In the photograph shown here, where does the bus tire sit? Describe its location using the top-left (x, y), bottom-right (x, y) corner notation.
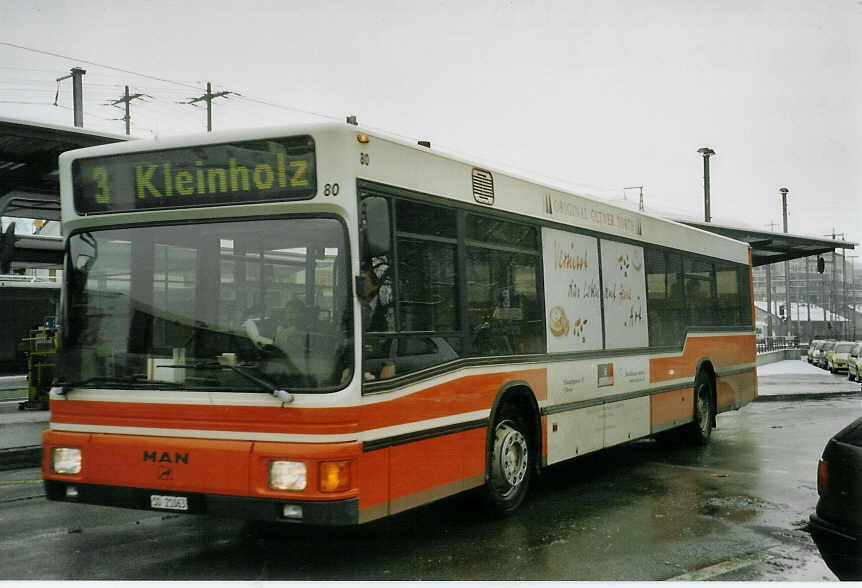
top-left (687, 371), bottom-right (714, 445)
top-left (485, 409), bottom-right (531, 515)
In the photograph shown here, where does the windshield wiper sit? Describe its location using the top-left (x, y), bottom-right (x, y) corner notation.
top-left (55, 375), bottom-right (149, 395)
top-left (159, 361), bottom-right (295, 404)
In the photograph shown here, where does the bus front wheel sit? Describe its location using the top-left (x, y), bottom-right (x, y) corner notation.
top-left (485, 412), bottom-right (531, 514)
top-left (687, 372), bottom-right (714, 445)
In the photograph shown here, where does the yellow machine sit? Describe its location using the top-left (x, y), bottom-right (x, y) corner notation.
top-left (18, 322), bottom-right (57, 410)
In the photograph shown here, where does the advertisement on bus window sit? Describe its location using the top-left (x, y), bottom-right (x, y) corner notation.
top-left (600, 240), bottom-right (649, 349)
top-left (541, 227), bottom-right (602, 353)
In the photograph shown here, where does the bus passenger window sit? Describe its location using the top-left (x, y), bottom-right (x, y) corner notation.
top-left (466, 214), bottom-right (542, 357)
top-left (645, 248), bottom-right (685, 347)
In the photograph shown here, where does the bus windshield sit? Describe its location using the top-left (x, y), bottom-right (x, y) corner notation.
top-left (61, 217), bottom-right (352, 393)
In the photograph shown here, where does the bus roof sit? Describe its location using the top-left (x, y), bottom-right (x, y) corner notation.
top-left (58, 121), bottom-right (752, 263)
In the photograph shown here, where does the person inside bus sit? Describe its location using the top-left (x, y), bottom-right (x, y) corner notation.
top-left (241, 303), bottom-right (274, 347)
top-left (359, 265), bottom-right (392, 333)
top-left (359, 264), bottom-right (396, 380)
top-left (272, 298), bottom-right (313, 354)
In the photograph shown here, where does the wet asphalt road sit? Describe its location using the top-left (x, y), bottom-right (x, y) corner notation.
top-left (1, 366), bottom-right (859, 580)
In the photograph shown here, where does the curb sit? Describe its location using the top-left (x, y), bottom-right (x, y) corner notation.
top-left (754, 391), bottom-right (860, 402)
top-left (0, 446), bottom-right (41, 471)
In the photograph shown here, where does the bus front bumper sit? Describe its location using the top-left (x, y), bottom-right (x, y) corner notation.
top-left (44, 480), bottom-right (359, 526)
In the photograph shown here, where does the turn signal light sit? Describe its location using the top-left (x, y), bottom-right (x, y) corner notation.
top-left (817, 459), bottom-right (828, 496)
top-left (319, 461), bottom-right (350, 493)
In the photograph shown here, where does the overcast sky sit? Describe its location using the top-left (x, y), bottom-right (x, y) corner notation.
top-left (1, 0), bottom-right (860, 242)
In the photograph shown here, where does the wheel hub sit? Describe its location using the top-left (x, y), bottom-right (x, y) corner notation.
top-left (492, 421), bottom-right (528, 493)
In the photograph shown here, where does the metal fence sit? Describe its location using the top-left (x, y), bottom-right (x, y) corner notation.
top-left (756, 336), bottom-right (800, 354)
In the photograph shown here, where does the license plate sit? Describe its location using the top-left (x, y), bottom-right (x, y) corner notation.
top-left (150, 495), bottom-right (188, 511)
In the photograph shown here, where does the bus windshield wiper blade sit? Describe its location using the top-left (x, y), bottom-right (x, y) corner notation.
top-left (56, 375), bottom-right (144, 395)
top-left (158, 361), bottom-right (295, 403)
top-left (228, 364), bottom-right (295, 404)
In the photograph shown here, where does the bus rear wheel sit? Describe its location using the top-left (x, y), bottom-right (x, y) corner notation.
top-left (485, 413), bottom-right (531, 514)
top-left (687, 372), bottom-right (714, 445)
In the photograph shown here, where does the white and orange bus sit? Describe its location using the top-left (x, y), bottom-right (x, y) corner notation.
top-left (43, 122), bottom-right (756, 524)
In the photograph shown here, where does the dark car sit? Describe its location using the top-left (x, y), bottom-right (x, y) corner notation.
top-left (810, 416), bottom-right (862, 579)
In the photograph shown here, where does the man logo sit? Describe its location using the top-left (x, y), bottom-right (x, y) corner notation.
top-left (143, 451), bottom-right (189, 465)
top-left (158, 466), bottom-right (173, 480)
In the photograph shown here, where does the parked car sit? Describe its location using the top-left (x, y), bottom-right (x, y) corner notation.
top-left (808, 339), bottom-right (823, 364)
top-left (828, 341), bottom-right (856, 373)
top-left (819, 340), bottom-right (837, 369)
top-left (811, 340), bottom-right (827, 366)
top-left (810, 416), bottom-right (862, 580)
top-left (849, 343), bottom-right (862, 382)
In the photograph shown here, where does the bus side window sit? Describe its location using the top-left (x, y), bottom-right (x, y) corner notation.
top-left (465, 215), bottom-right (541, 357)
top-left (645, 248), bottom-right (685, 347)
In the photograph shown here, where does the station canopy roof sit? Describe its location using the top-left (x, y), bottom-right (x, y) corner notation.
top-left (0, 117), bottom-right (127, 270)
top-left (676, 219), bottom-right (856, 267)
top-left (0, 116), bottom-right (127, 221)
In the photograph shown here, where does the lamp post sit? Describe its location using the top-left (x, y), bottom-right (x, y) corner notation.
top-left (697, 148), bottom-right (715, 222)
top-left (780, 187), bottom-right (792, 338)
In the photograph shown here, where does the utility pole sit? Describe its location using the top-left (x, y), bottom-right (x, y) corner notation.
top-left (624, 186), bottom-right (644, 211)
top-left (55, 67), bottom-right (86, 127)
top-left (850, 255), bottom-right (858, 340)
top-left (109, 86), bottom-right (148, 136)
top-left (806, 256), bottom-right (811, 339)
top-left (843, 248), bottom-right (847, 339)
top-left (766, 264), bottom-right (773, 337)
top-left (697, 148), bottom-right (715, 222)
top-left (827, 231), bottom-right (847, 338)
top-left (184, 82), bottom-right (235, 132)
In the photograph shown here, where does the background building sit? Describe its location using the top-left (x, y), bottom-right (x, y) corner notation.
top-left (753, 250), bottom-right (861, 342)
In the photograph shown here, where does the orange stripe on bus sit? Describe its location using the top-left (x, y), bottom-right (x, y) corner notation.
top-left (358, 426), bottom-right (487, 515)
top-left (650, 334), bottom-right (755, 383)
top-left (50, 400), bottom-right (360, 435)
top-left (360, 368), bottom-right (547, 431)
top-left (650, 388), bottom-right (694, 428)
top-left (715, 370), bottom-right (757, 411)
top-left (50, 368), bottom-right (547, 436)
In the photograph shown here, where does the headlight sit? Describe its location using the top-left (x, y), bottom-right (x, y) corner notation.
top-left (269, 461), bottom-right (307, 491)
top-left (51, 447), bottom-right (82, 474)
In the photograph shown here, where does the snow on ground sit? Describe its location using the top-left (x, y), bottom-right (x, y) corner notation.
top-left (757, 358), bottom-right (824, 376)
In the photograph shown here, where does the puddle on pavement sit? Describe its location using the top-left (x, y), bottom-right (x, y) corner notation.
top-left (699, 495), bottom-right (769, 523)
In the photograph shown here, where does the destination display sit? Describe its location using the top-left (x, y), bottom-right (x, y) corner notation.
top-left (73, 135), bottom-right (316, 213)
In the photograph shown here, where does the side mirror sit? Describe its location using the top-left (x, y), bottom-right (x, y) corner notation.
top-left (361, 196), bottom-right (391, 257)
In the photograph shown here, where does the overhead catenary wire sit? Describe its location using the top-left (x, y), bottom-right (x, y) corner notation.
top-left (0, 42), bottom-right (669, 210)
top-left (0, 41), bottom-right (203, 90)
